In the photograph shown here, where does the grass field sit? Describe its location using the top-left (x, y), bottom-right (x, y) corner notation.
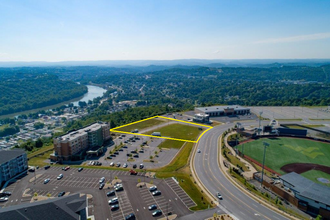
top-left (115, 118), bottom-right (166, 132)
top-left (300, 170), bottom-right (330, 186)
top-left (237, 137), bottom-right (330, 175)
top-left (145, 123), bottom-right (204, 141)
top-left (285, 125), bottom-right (324, 129)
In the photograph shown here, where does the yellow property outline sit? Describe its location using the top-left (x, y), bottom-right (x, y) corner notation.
top-left (110, 115), bottom-right (213, 143)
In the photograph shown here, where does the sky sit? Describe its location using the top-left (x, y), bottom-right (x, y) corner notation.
top-left (0, 0), bottom-right (330, 61)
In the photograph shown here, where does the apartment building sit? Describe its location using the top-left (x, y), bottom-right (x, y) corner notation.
top-left (0, 149), bottom-right (28, 185)
top-left (51, 122), bottom-right (110, 161)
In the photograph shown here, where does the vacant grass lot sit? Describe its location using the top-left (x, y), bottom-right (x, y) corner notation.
top-left (237, 137), bottom-right (330, 175)
top-left (146, 123), bottom-right (204, 141)
top-left (301, 170), bottom-right (330, 186)
top-left (115, 118), bottom-right (166, 132)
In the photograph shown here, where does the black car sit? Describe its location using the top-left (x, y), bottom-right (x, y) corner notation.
top-left (107, 156), bottom-right (113, 159)
top-left (0, 191), bottom-right (11, 197)
top-left (99, 183), bottom-right (105, 190)
top-left (123, 145), bottom-right (128, 148)
top-left (114, 151), bottom-right (119, 155)
top-left (132, 164), bottom-right (137, 168)
top-left (133, 154), bottom-right (139, 158)
top-left (111, 154), bottom-right (116, 157)
top-left (107, 191), bottom-right (115, 197)
top-left (44, 165), bottom-right (50, 170)
top-left (125, 213), bottom-right (135, 220)
top-left (130, 150), bottom-right (137, 153)
top-left (78, 167), bottom-right (83, 172)
top-left (119, 148), bottom-right (123, 151)
top-left (58, 191), bottom-right (65, 197)
top-left (139, 150), bottom-right (144, 153)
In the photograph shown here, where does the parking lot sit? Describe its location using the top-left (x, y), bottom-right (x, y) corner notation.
top-left (97, 133), bottom-right (180, 169)
top-left (165, 178), bottom-right (196, 208)
top-left (1, 166), bottom-right (194, 219)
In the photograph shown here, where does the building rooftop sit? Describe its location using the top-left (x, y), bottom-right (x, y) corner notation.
top-left (196, 105), bottom-right (249, 113)
top-left (56, 122), bottom-right (109, 142)
top-left (280, 172), bottom-right (330, 206)
top-left (0, 149), bottom-right (26, 165)
top-left (0, 193), bottom-right (86, 220)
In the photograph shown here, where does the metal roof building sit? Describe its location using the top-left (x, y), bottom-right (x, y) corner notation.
top-left (195, 105), bottom-right (250, 117)
top-left (280, 172), bottom-right (330, 216)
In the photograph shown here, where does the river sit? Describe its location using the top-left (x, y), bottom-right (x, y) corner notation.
top-left (72, 85), bottom-right (107, 106)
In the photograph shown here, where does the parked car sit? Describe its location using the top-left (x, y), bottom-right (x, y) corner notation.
top-left (152, 210), bottom-right (162, 216)
top-left (129, 170), bottom-right (137, 175)
top-left (148, 204), bottom-right (157, 210)
top-left (0, 197), bottom-right (8, 202)
top-left (123, 145), bottom-right (128, 148)
top-left (78, 167), bottom-right (83, 172)
top-left (99, 183), bottom-right (105, 190)
top-left (58, 191), bottom-right (65, 197)
top-left (133, 154), bottom-right (139, 158)
top-left (132, 164), bottom-right (137, 168)
top-left (99, 177), bottom-right (105, 183)
top-left (64, 166), bottom-right (70, 171)
top-left (110, 162), bottom-right (114, 166)
top-left (139, 164), bottom-right (144, 169)
top-left (114, 151), bottom-right (119, 155)
top-left (116, 162), bottom-right (121, 167)
top-left (125, 213), bottom-right (135, 220)
top-left (44, 165), bottom-right (50, 170)
top-left (217, 192), bottom-right (222, 200)
top-left (44, 178), bottom-right (50, 184)
top-left (1, 192), bottom-right (11, 196)
top-left (152, 190), bottom-right (161, 196)
top-left (107, 156), bottom-right (113, 159)
top-left (115, 186), bottom-right (123, 191)
top-left (139, 150), bottom-right (144, 153)
top-left (57, 174), bottom-right (63, 180)
top-left (111, 204), bottom-right (119, 211)
top-left (62, 166), bottom-right (66, 170)
top-left (109, 197), bottom-right (118, 205)
top-left (107, 191), bottom-right (115, 197)
top-left (149, 186), bottom-right (157, 192)
top-left (123, 163), bottom-right (128, 168)
top-left (130, 150), bottom-right (137, 153)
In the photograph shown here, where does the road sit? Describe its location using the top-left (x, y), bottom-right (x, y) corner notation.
top-left (194, 123), bottom-right (288, 220)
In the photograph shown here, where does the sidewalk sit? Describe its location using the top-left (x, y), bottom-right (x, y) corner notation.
top-left (223, 132), bottom-right (257, 179)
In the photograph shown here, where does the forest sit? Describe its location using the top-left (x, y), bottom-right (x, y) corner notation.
top-left (0, 73), bottom-right (87, 116)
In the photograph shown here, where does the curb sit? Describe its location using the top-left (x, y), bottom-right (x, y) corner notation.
top-left (218, 133), bottom-right (300, 220)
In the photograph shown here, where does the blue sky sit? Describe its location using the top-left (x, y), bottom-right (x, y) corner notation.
top-left (0, 0), bottom-right (329, 61)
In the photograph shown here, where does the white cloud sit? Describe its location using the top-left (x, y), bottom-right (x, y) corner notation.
top-left (0, 52), bottom-right (8, 57)
top-left (254, 32), bottom-right (330, 44)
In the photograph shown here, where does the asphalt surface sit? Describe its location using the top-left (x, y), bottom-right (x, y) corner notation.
top-left (194, 122), bottom-right (288, 220)
top-left (1, 167), bottom-right (192, 220)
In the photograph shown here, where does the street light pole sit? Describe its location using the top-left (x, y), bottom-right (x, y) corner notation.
top-left (261, 142), bottom-right (269, 187)
top-left (259, 111), bottom-right (263, 136)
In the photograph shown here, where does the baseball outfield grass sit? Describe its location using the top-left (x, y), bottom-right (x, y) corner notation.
top-left (237, 137), bottom-right (330, 175)
top-left (300, 170), bottom-right (330, 186)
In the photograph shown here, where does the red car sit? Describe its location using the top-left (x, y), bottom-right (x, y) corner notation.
top-left (129, 170), bottom-right (137, 175)
top-left (64, 166), bottom-right (70, 171)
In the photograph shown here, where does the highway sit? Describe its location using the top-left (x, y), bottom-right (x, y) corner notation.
top-left (193, 123), bottom-right (288, 220)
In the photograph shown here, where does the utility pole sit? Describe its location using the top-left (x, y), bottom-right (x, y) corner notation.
top-left (261, 142), bottom-right (269, 187)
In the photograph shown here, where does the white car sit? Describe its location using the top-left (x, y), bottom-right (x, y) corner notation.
top-left (57, 174), bottom-right (63, 180)
top-left (123, 163), bottom-right (128, 168)
top-left (0, 197), bottom-right (8, 202)
top-left (197, 149), bottom-right (201, 153)
top-left (217, 192), bottom-right (222, 200)
top-left (110, 162), bottom-right (114, 166)
top-left (99, 177), bottom-right (105, 183)
top-left (44, 178), bottom-right (50, 184)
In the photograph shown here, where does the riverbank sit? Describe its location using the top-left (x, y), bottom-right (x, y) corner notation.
top-left (0, 85), bottom-right (106, 119)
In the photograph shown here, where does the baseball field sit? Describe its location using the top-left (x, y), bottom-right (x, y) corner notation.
top-left (237, 137), bottom-right (330, 185)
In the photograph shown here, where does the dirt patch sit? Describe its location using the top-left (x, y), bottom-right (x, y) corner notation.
top-left (280, 163), bottom-right (330, 175)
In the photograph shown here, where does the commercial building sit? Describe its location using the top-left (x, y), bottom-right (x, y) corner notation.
top-left (0, 194), bottom-right (87, 220)
top-left (51, 122), bottom-right (110, 161)
top-left (280, 172), bottom-right (330, 217)
top-left (195, 105), bottom-right (250, 117)
top-left (193, 113), bottom-right (209, 123)
top-left (0, 149), bottom-right (28, 186)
